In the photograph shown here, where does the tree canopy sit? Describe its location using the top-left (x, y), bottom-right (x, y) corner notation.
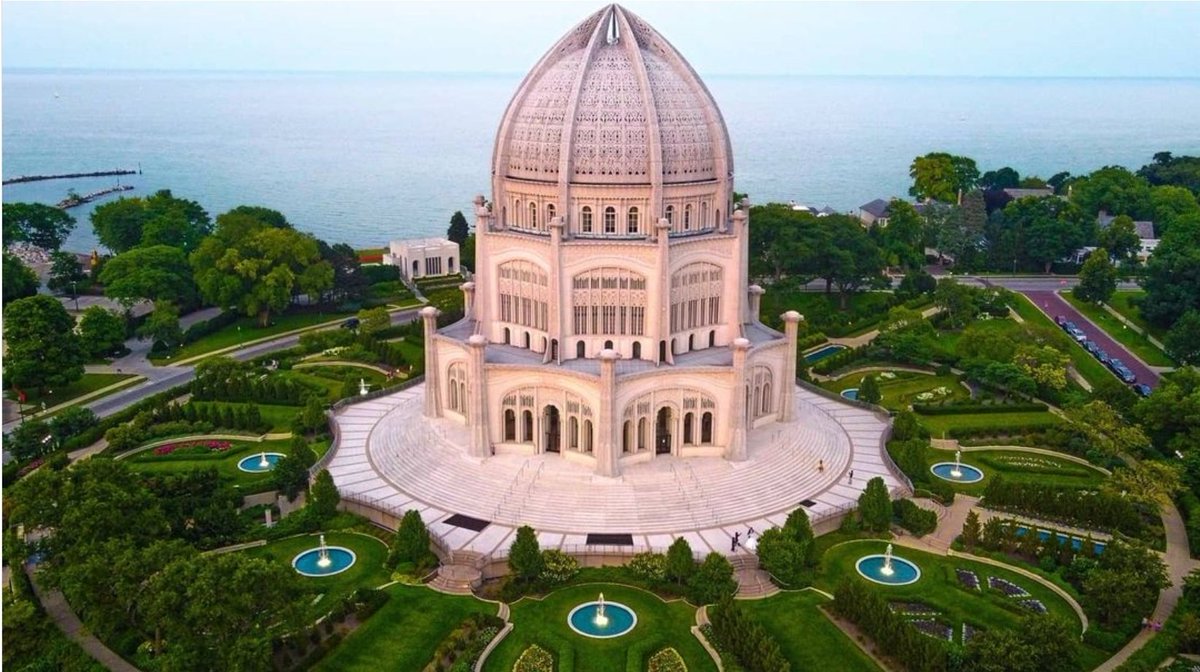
top-left (100, 244), bottom-right (196, 308)
top-left (1070, 166), bottom-right (1153, 220)
top-left (3, 251), bottom-right (40, 305)
top-left (447, 210), bottom-right (470, 245)
top-left (1073, 248), bottom-right (1118, 304)
top-left (2, 294), bottom-right (86, 392)
top-left (91, 190), bottom-right (210, 253)
top-left (190, 210), bottom-right (333, 326)
top-left (78, 306), bottom-right (127, 359)
top-left (2, 202), bottom-right (77, 250)
top-left (909, 152), bottom-right (979, 202)
top-left (1140, 213), bottom-right (1200, 327)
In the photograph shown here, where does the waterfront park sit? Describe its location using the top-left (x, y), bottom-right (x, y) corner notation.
top-left (5, 6), bottom-right (1200, 672)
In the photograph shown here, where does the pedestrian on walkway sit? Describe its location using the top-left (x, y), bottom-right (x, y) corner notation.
top-left (849, 469), bottom-right (854, 482)
top-left (818, 459), bottom-right (825, 472)
top-left (731, 532), bottom-right (740, 552)
top-left (1142, 616), bottom-right (1149, 629)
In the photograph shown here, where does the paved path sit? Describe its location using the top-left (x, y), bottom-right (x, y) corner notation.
top-left (25, 566), bottom-right (141, 672)
top-left (1023, 290), bottom-right (1160, 388)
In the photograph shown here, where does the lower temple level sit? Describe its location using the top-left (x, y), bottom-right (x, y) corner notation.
top-left (324, 383), bottom-right (904, 557)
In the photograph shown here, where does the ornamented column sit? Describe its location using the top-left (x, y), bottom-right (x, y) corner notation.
top-left (656, 218), bottom-right (673, 365)
top-left (732, 209), bottom-right (749, 324)
top-left (779, 311), bottom-right (803, 422)
top-left (548, 217), bottom-right (564, 364)
top-left (747, 285), bottom-right (765, 323)
top-left (727, 337), bottom-right (751, 461)
top-left (466, 335), bottom-right (490, 457)
top-left (597, 348), bottom-right (621, 478)
top-left (460, 282), bottom-right (476, 320)
top-left (421, 306), bottom-right (443, 418)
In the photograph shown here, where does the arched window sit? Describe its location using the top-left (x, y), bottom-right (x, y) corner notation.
top-left (504, 327), bottom-right (511, 344)
top-left (762, 382), bottom-right (772, 414)
top-left (623, 421), bottom-right (632, 453)
top-left (604, 339), bottom-right (614, 350)
top-left (701, 202), bottom-right (708, 229)
top-left (547, 203), bottom-right (556, 223)
top-left (701, 412), bottom-right (713, 444)
top-left (504, 410), bottom-right (516, 441)
top-left (684, 204), bottom-right (692, 230)
top-left (688, 334), bottom-right (694, 351)
top-left (523, 410), bottom-right (534, 443)
top-left (637, 418), bottom-right (647, 451)
top-left (448, 362), bottom-right (467, 415)
top-left (529, 201), bottom-right (538, 229)
top-left (524, 332), bottom-right (531, 349)
top-left (449, 382), bottom-right (457, 410)
top-left (515, 200), bottom-right (522, 227)
top-left (576, 341), bottom-right (586, 358)
top-left (584, 420), bottom-right (593, 453)
top-left (684, 412), bottom-right (694, 445)
top-left (665, 205), bottom-right (674, 226)
top-left (569, 417), bottom-right (579, 450)
top-left (627, 207), bottom-right (639, 234)
top-left (632, 342), bottom-right (641, 359)
top-left (604, 206), bottom-right (616, 234)
top-left (581, 206), bottom-right (593, 233)
top-left (448, 257), bottom-right (455, 273)
top-left (709, 330), bottom-right (716, 348)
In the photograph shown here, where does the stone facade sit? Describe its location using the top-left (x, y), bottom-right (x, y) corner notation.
top-left (422, 4), bottom-right (800, 477)
top-left (383, 237), bottom-right (460, 279)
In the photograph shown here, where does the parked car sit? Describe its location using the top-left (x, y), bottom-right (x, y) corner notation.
top-left (340, 317), bottom-right (360, 330)
top-left (1109, 359), bottom-right (1137, 383)
top-left (1134, 383), bottom-right (1153, 397)
top-left (1084, 340), bottom-right (1100, 355)
top-left (1055, 315), bottom-right (1067, 326)
top-left (1095, 350), bottom-right (1112, 366)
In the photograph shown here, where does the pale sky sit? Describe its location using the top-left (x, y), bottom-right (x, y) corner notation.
top-left (3, 1), bottom-right (1198, 77)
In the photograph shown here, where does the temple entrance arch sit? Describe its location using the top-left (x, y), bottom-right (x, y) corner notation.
top-left (655, 407), bottom-right (673, 455)
top-left (543, 405), bottom-right (561, 453)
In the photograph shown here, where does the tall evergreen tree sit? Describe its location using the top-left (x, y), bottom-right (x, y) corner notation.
top-left (446, 210), bottom-right (470, 246)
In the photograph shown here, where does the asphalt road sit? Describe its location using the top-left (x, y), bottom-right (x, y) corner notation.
top-left (1023, 290), bottom-right (1160, 388)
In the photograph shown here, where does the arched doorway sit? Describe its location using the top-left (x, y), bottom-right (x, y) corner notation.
top-left (543, 405), bottom-right (561, 453)
top-left (412, 260), bottom-right (420, 277)
top-left (550, 339), bottom-right (558, 361)
top-left (659, 340), bottom-right (667, 363)
top-left (524, 332), bottom-right (531, 349)
top-left (708, 330), bottom-right (715, 348)
top-left (576, 341), bottom-right (586, 358)
top-left (504, 327), bottom-right (511, 345)
top-left (688, 334), bottom-right (694, 351)
top-left (655, 407), bottom-right (673, 455)
top-left (632, 342), bottom-right (641, 359)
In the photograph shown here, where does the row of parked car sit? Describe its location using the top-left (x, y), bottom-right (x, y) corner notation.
top-left (1055, 315), bottom-right (1152, 396)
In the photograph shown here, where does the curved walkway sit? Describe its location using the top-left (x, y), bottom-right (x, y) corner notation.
top-left (25, 566), bottom-right (140, 672)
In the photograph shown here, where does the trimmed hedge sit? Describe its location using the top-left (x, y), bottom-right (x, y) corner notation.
top-left (912, 401), bottom-right (1048, 415)
top-left (833, 579), bottom-right (948, 672)
top-left (707, 596), bottom-right (790, 672)
top-left (182, 310), bottom-right (238, 344)
top-left (981, 475), bottom-right (1143, 537)
top-left (894, 498), bottom-right (938, 537)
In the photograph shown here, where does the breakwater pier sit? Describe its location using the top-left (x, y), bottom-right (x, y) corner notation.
top-left (4, 168), bottom-right (140, 185)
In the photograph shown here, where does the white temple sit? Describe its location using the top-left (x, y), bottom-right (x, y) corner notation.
top-left (420, 4), bottom-right (799, 477)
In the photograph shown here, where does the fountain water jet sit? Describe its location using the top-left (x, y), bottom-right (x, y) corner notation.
top-left (594, 592), bottom-right (608, 627)
top-left (880, 543), bottom-right (895, 576)
top-left (951, 450), bottom-right (963, 478)
top-left (259, 451), bottom-right (270, 469)
top-left (317, 534), bottom-right (332, 569)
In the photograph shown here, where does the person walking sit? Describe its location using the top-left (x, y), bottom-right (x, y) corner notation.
top-left (731, 531), bottom-right (740, 552)
top-left (818, 459), bottom-right (825, 472)
top-left (849, 469), bottom-right (854, 482)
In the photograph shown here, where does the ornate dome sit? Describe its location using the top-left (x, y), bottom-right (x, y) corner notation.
top-left (493, 4), bottom-right (733, 189)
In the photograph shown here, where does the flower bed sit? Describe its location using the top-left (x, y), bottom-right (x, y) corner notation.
top-left (152, 439), bottom-right (233, 456)
top-left (956, 569), bottom-right (980, 590)
top-left (911, 619), bottom-right (954, 641)
top-left (512, 644), bottom-right (554, 672)
top-left (648, 647), bottom-right (688, 672)
top-left (1019, 599), bottom-right (1048, 614)
top-left (17, 458), bottom-right (45, 477)
top-left (987, 576), bottom-right (1030, 597)
top-left (962, 623), bottom-right (978, 645)
top-left (889, 601), bottom-right (940, 616)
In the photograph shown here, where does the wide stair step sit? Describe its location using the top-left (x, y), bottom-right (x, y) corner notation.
top-left (429, 564), bottom-right (481, 595)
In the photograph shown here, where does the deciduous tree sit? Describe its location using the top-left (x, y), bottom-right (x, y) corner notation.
top-left (3, 295), bottom-right (86, 392)
top-left (857, 477), bottom-right (892, 532)
top-left (46, 251), bottom-right (88, 296)
top-left (100, 244), bottom-right (195, 307)
top-left (1073, 248), bottom-right (1118, 304)
top-left (508, 525), bottom-right (543, 582)
top-left (3, 251), bottom-right (40, 305)
top-left (140, 300), bottom-right (183, 350)
top-left (1071, 166), bottom-right (1153, 220)
top-left (1140, 213), bottom-right (1200, 328)
top-left (1098, 216), bottom-right (1142, 263)
top-left (78, 306), bottom-right (127, 358)
top-left (1166, 311), bottom-right (1200, 365)
top-left (2, 202), bottom-right (76, 250)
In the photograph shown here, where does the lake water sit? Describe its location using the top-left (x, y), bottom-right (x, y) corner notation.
top-left (4, 70), bottom-right (1199, 252)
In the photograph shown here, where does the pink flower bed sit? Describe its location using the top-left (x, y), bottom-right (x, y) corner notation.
top-left (153, 440), bottom-right (233, 456)
top-left (17, 458), bottom-right (45, 477)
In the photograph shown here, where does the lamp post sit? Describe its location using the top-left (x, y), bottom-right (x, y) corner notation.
top-left (71, 281), bottom-right (80, 311)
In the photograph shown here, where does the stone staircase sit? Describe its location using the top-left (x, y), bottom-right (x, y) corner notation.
top-left (429, 563), bottom-right (482, 595)
top-left (731, 554), bottom-right (780, 598)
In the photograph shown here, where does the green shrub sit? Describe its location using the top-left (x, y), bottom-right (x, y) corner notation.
top-left (708, 596), bottom-right (790, 672)
top-left (513, 644), bottom-right (555, 672)
top-left (894, 498), bottom-right (937, 536)
top-left (539, 549), bottom-right (579, 585)
top-left (628, 552), bottom-right (667, 582)
top-left (508, 525), bottom-right (543, 583)
top-left (646, 647), bottom-right (687, 672)
top-left (688, 553), bottom-right (737, 605)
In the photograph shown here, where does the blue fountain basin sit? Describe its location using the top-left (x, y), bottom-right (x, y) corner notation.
top-left (292, 546), bottom-right (357, 577)
top-left (237, 452), bottom-right (286, 473)
top-left (841, 388), bottom-right (859, 400)
top-left (856, 554), bottom-right (921, 586)
top-left (803, 344), bottom-right (847, 364)
top-left (1015, 525), bottom-right (1107, 555)
top-left (567, 601), bottom-right (637, 639)
top-left (930, 462), bottom-right (984, 483)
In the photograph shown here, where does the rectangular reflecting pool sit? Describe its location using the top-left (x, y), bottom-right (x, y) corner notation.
top-left (803, 344), bottom-right (846, 364)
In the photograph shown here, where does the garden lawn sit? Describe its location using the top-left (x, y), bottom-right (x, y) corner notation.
top-left (9, 372), bottom-right (138, 406)
top-left (126, 438), bottom-right (297, 493)
top-left (915, 410), bottom-right (1062, 438)
top-left (187, 401), bottom-right (300, 433)
top-left (1107, 290), bottom-right (1168, 341)
top-left (821, 371), bottom-right (969, 411)
top-left (1007, 294), bottom-right (1116, 388)
top-left (242, 531), bottom-right (392, 624)
top-left (761, 289), bottom-right (899, 335)
top-left (1059, 292), bottom-right (1174, 366)
top-left (740, 590), bottom-right (881, 672)
top-left (151, 310), bottom-right (355, 364)
top-left (923, 448), bottom-right (1107, 496)
top-left (818, 540), bottom-right (1107, 665)
top-left (288, 367), bottom-right (391, 400)
top-left (315, 584), bottom-right (491, 671)
top-left (484, 583), bottom-right (716, 672)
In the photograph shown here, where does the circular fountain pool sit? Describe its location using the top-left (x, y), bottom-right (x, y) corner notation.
top-left (237, 452), bottom-right (286, 473)
top-left (292, 546), bottom-right (357, 577)
top-left (567, 600), bottom-right (637, 638)
top-left (930, 462), bottom-right (984, 483)
top-left (856, 554), bottom-right (921, 586)
top-left (841, 388), bottom-right (859, 401)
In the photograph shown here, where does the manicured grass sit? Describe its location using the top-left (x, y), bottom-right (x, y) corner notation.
top-left (821, 371), bottom-right (969, 411)
top-left (1007, 295), bottom-right (1117, 388)
top-left (314, 584), bottom-right (491, 671)
top-left (922, 448), bottom-right (1107, 496)
top-left (916, 410), bottom-right (1062, 438)
top-left (126, 438), bottom-right (297, 493)
top-left (741, 590), bottom-right (882, 672)
top-left (484, 583), bottom-right (716, 672)
top-left (8, 372), bottom-right (138, 406)
top-left (818, 541), bottom-right (1100, 655)
top-left (1059, 292), bottom-right (1174, 366)
top-left (150, 310), bottom-right (355, 364)
top-left (242, 531), bottom-right (392, 624)
top-left (1107, 290), bottom-right (1168, 341)
top-left (186, 401), bottom-right (300, 433)
top-left (761, 289), bottom-right (896, 334)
